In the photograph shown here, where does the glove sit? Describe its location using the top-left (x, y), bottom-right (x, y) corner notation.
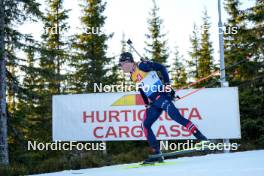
top-left (145, 102), bottom-right (153, 109)
top-left (165, 84), bottom-right (180, 100)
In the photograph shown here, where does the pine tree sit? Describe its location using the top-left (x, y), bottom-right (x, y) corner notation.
top-left (11, 37), bottom-right (39, 162)
top-left (224, 0), bottom-right (249, 82)
top-left (235, 0), bottom-right (264, 146)
top-left (224, 0), bottom-right (263, 88)
top-left (28, 0), bottom-right (70, 143)
top-left (243, 0), bottom-right (263, 66)
top-left (18, 38), bottom-right (41, 142)
top-left (197, 9), bottom-right (215, 86)
top-left (0, 0), bottom-right (41, 165)
top-left (171, 46), bottom-right (187, 88)
top-left (41, 0), bottom-right (70, 94)
top-left (223, 0), bottom-right (264, 148)
top-left (188, 23), bottom-right (200, 81)
top-left (144, 0), bottom-right (169, 65)
top-left (71, 0), bottom-right (113, 93)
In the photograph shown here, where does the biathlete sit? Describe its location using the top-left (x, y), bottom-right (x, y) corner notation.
top-left (119, 52), bottom-right (207, 164)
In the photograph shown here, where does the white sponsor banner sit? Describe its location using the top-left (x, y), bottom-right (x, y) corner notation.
top-left (52, 87), bottom-right (241, 141)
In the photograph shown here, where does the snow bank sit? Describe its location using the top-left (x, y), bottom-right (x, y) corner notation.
top-left (34, 150), bottom-right (264, 176)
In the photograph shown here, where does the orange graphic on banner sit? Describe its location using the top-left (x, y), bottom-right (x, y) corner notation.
top-left (111, 94), bottom-right (145, 106)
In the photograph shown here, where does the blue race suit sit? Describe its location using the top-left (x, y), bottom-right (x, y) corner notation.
top-left (132, 61), bottom-right (207, 153)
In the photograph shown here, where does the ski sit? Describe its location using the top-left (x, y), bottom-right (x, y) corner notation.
top-left (149, 141), bottom-right (211, 159)
top-left (125, 161), bottom-right (177, 169)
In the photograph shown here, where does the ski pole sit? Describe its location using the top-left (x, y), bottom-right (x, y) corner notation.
top-left (127, 39), bottom-right (146, 62)
top-left (175, 57), bottom-right (250, 92)
top-left (174, 57), bottom-right (251, 101)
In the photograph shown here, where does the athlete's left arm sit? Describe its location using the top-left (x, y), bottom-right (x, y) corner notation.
top-left (138, 61), bottom-right (170, 84)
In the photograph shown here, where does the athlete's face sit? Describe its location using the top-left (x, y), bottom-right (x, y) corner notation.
top-left (119, 61), bottom-right (134, 73)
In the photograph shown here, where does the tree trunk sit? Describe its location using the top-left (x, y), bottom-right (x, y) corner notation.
top-left (0, 0), bottom-right (9, 165)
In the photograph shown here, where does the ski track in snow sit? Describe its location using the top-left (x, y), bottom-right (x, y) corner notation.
top-left (33, 150), bottom-right (264, 176)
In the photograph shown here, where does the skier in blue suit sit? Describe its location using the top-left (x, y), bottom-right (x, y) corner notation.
top-left (119, 52), bottom-right (207, 163)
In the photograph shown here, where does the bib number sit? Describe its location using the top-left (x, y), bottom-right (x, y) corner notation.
top-left (137, 71), bottom-right (162, 97)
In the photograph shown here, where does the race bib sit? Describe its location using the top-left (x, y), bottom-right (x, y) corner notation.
top-left (137, 71), bottom-right (163, 97)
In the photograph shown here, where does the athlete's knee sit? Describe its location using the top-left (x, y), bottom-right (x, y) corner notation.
top-left (168, 105), bottom-right (189, 126)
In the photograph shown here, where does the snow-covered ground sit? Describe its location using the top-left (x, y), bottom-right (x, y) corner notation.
top-left (34, 150), bottom-right (264, 176)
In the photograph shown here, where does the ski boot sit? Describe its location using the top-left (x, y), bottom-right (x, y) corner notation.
top-left (187, 122), bottom-right (207, 140)
top-left (142, 151), bottom-right (164, 164)
top-left (193, 129), bottom-right (207, 140)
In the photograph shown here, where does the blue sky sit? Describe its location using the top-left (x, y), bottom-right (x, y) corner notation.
top-left (20, 0), bottom-right (255, 66)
